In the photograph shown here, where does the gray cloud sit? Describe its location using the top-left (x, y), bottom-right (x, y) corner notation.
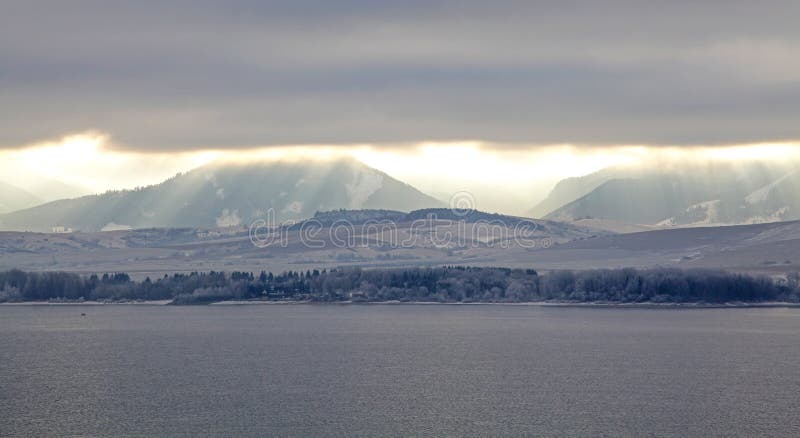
top-left (1, 0), bottom-right (799, 150)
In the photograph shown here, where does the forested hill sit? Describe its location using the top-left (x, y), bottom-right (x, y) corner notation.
top-left (1, 267), bottom-right (798, 305)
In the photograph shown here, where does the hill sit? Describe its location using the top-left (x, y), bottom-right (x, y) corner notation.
top-left (3, 209), bottom-right (800, 277)
top-left (0, 208), bottom-right (609, 276)
top-left (540, 161), bottom-right (800, 226)
top-left (515, 219), bottom-right (800, 275)
top-left (0, 158), bottom-right (443, 232)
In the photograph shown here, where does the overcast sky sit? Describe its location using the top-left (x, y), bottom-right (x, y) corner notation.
top-left (2, 0), bottom-right (800, 151)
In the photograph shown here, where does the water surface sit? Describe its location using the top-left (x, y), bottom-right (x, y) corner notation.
top-left (2, 305), bottom-right (800, 436)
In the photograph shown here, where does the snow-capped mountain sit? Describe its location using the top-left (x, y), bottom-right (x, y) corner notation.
top-left (538, 162), bottom-right (800, 226)
top-left (0, 158), bottom-right (443, 231)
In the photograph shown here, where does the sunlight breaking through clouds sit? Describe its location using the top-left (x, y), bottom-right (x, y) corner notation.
top-left (0, 132), bottom-right (218, 193)
top-left (2, 131), bottom-right (798, 216)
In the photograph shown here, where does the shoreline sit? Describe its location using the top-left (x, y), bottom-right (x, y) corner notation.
top-left (2, 300), bottom-right (800, 309)
top-left (213, 300), bottom-right (800, 308)
top-left (0, 300), bottom-right (172, 306)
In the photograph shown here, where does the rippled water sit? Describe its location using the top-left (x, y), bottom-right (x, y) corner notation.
top-left (2, 304), bottom-right (800, 436)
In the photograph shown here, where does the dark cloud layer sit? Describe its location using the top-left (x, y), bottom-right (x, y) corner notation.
top-left (2, 0), bottom-right (799, 150)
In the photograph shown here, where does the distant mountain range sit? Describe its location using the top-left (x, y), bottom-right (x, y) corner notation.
top-left (533, 161), bottom-right (800, 226)
top-left (528, 167), bottom-right (641, 219)
top-left (5, 156), bottom-right (799, 232)
top-left (25, 178), bottom-right (92, 203)
top-left (0, 182), bottom-right (42, 214)
top-left (0, 158), bottom-right (443, 232)
top-left (0, 178), bottom-right (91, 215)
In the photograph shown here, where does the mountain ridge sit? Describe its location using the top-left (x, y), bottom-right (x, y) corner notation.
top-left (539, 161), bottom-right (800, 227)
top-left (0, 181), bottom-right (42, 214)
top-left (0, 158), bottom-right (443, 232)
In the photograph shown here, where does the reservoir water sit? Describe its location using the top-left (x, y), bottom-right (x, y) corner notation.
top-left (2, 304), bottom-right (800, 436)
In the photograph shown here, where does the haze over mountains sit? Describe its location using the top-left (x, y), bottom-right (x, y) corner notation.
top-left (0, 158), bottom-right (443, 232)
top-left (0, 182), bottom-right (42, 214)
top-left (3, 155), bottom-right (800, 233)
top-left (2, 155), bottom-right (800, 277)
top-left (0, 178), bottom-right (90, 215)
top-left (24, 178), bottom-right (91, 203)
top-left (532, 160), bottom-right (800, 227)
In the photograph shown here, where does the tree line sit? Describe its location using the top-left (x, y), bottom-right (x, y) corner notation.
top-left (1, 267), bottom-right (799, 304)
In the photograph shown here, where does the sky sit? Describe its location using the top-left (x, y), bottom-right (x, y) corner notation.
top-left (1, 1), bottom-right (799, 212)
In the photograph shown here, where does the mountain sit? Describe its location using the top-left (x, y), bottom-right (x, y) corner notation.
top-left (25, 178), bottom-right (92, 202)
top-left (541, 161), bottom-right (800, 226)
top-left (0, 181), bottom-right (42, 214)
top-left (527, 166), bottom-right (641, 218)
top-left (0, 158), bottom-right (443, 232)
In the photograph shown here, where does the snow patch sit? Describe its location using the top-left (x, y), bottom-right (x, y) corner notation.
top-left (746, 171), bottom-right (795, 204)
top-left (101, 222), bottom-right (133, 232)
top-left (686, 199), bottom-right (721, 225)
top-left (216, 188), bottom-right (225, 200)
top-left (204, 172), bottom-right (219, 188)
top-left (345, 168), bottom-right (383, 209)
top-left (657, 200), bottom-right (721, 226)
top-left (743, 207), bottom-right (790, 224)
top-left (282, 201), bottom-right (304, 215)
top-left (656, 217), bottom-right (676, 227)
top-left (215, 209), bottom-right (241, 227)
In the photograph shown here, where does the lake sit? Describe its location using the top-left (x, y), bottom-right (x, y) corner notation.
top-left (2, 304), bottom-right (800, 436)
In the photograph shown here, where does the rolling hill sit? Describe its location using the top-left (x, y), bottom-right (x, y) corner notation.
top-left (0, 208), bottom-right (611, 275)
top-left (4, 208), bottom-right (800, 277)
